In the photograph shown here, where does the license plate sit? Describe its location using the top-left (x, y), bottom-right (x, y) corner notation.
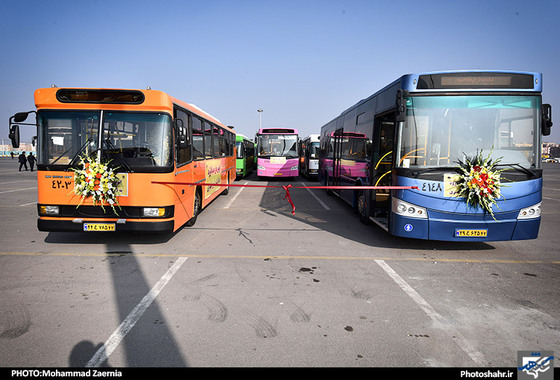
top-left (83, 223), bottom-right (116, 232)
top-left (455, 229), bottom-right (487, 237)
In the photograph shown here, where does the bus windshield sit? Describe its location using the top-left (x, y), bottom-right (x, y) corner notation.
top-left (37, 110), bottom-right (173, 171)
top-left (309, 141), bottom-right (320, 158)
top-left (397, 95), bottom-right (541, 170)
top-left (257, 134), bottom-right (298, 158)
top-left (236, 141), bottom-right (245, 158)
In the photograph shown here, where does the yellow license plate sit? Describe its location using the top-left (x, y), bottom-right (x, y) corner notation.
top-left (455, 229), bottom-right (487, 237)
top-left (84, 223), bottom-right (116, 232)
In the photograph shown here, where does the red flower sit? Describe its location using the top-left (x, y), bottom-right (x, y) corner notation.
top-left (473, 165), bottom-right (481, 172)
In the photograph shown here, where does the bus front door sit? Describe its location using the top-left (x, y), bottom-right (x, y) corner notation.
top-left (371, 114), bottom-right (395, 229)
top-left (331, 128), bottom-right (344, 192)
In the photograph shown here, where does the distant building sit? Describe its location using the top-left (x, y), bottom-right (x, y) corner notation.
top-left (542, 142), bottom-right (560, 159)
top-left (0, 142), bottom-right (36, 157)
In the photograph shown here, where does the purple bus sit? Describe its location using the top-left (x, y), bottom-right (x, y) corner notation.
top-left (256, 128), bottom-right (299, 178)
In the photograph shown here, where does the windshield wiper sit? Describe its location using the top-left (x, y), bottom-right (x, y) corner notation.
top-left (407, 166), bottom-right (457, 178)
top-left (496, 163), bottom-right (536, 177)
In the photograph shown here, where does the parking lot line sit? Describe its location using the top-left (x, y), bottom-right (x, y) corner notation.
top-left (223, 181), bottom-right (248, 209)
top-left (85, 257), bottom-right (187, 368)
top-left (300, 182), bottom-right (330, 210)
top-left (0, 186), bottom-right (37, 195)
top-left (2, 251), bottom-right (559, 264)
top-left (375, 259), bottom-right (488, 366)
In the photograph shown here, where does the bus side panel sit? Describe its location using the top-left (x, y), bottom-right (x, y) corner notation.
top-left (197, 157), bottom-right (235, 208)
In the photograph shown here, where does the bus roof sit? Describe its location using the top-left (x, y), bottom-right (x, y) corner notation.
top-left (236, 134), bottom-right (253, 141)
top-left (337, 70), bottom-right (542, 118)
top-left (302, 134), bottom-right (320, 141)
top-left (33, 87), bottom-right (232, 132)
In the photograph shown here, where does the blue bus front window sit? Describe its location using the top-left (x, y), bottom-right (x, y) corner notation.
top-left (398, 95), bottom-right (541, 172)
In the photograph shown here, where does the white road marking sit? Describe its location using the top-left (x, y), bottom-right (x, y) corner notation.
top-left (223, 181), bottom-right (248, 208)
top-left (375, 259), bottom-right (488, 366)
top-left (86, 257), bottom-right (187, 367)
top-left (0, 186), bottom-right (37, 195)
top-left (300, 182), bottom-right (330, 210)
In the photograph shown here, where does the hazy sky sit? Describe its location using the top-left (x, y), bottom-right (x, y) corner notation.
top-left (2, 0), bottom-right (559, 143)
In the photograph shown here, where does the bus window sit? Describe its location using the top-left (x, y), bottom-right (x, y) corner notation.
top-left (204, 122), bottom-right (213, 158)
top-left (175, 108), bottom-right (192, 165)
top-left (102, 112), bottom-right (173, 169)
top-left (192, 117), bottom-right (204, 160)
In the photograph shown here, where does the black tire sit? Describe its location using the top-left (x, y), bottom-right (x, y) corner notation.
top-left (186, 189), bottom-right (201, 227)
top-left (356, 189), bottom-right (371, 225)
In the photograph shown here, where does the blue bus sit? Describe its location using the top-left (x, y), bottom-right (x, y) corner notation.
top-left (319, 71), bottom-right (553, 241)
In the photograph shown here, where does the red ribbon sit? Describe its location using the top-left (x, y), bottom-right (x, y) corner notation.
top-left (151, 181), bottom-right (418, 216)
top-left (282, 184), bottom-right (295, 214)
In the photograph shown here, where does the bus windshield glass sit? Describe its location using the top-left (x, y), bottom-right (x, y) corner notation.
top-left (398, 95), bottom-right (541, 170)
top-left (257, 134), bottom-right (298, 158)
top-left (102, 112), bottom-right (173, 170)
top-left (309, 141), bottom-right (320, 158)
top-left (236, 141), bottom-right (245, 158)
top-left (37, 110), bottom-right (173, 171)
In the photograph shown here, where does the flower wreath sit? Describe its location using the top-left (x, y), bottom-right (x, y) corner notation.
top-left (455, 149), bottom-right (505, 218)
top-left (72, 152), bottom-right (121, 213)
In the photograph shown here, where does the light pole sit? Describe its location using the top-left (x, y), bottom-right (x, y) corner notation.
top-left (257, 109), bottom-right (263, 130)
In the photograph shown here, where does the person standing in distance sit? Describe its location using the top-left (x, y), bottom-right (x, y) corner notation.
top-left (18, 151), bottom-right (28, 171)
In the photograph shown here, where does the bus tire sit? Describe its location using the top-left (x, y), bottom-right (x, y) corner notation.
top-left (356, 189), bottom-right (371, 225)
top-left (325, 175), bottom-right (333, 196)
top-left (186, 188), bottom-right (201, 227)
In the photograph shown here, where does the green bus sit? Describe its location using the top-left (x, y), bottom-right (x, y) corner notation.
top-left (235, 134), bottom-right (256, 178)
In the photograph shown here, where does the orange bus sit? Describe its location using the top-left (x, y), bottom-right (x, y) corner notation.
top-left (8, 87), bottom-right (236, 233)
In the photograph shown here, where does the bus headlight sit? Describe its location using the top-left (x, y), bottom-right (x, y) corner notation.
top-left (291, 165), bottom-right (298, 171)
top-left (257, 165), bottom-right (265, 170)
top-left (39, 205), bottom-right (60, 216)
top-left (392, 198), bottom-right (427, 219)
top-left (518, 202), bottom-right (541, 219)
top-left (143, 207), bottom-right (166, 217)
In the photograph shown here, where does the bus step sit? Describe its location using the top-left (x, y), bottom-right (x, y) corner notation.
top-left (370, 216), bottom-right (389, 231)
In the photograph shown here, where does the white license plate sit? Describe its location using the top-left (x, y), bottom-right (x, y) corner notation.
top-left (83, 223), bottom-right (116, 232)
top-left (455, 229), bottom-right (487, 237)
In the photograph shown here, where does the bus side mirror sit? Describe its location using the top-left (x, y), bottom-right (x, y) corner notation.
top-left (542, 104), bottom-right (552, 136)
top-left (396, 90), bottom-right (407, 122)
top-left (9, 124), bottom-right (20, 148)
top-left (13, 112), bottom-right (30, 123)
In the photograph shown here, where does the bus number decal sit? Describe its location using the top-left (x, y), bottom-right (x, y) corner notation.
top-left (52, 180), bottom-right (73, 189)
top-left (421, 182), bottom-right (443, 193)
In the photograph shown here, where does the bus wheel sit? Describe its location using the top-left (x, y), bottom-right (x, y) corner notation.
top-left (357, 189), bottom-right (370, 225)
top-left (325, 175), bottom-right (333, 195)
top-left (186, 189), bottom-right (201, 227)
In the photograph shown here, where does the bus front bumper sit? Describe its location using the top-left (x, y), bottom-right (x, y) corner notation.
top-left (38, 217), bottom-right (175, 233)
top-left (390, 214), bottom-right (541, 241)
